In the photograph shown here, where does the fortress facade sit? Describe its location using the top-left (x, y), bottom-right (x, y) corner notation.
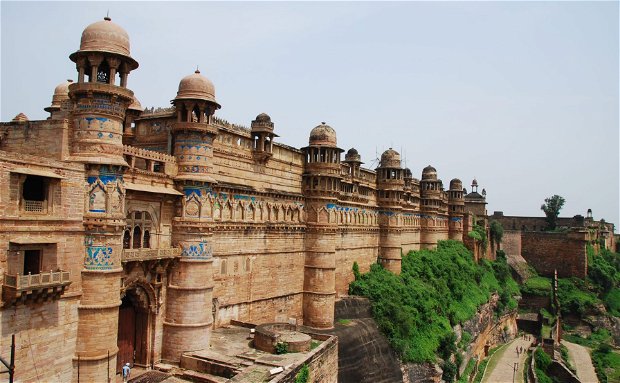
top-left (0, 17), bottom-right (488, 381)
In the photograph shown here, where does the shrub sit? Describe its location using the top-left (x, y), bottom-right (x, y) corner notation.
top-left (442, 360), bottom-right (457, 382)
top-left (275, 342), bottom-right (288, 354)
top-left (295, 364), bottom-right (309, 383)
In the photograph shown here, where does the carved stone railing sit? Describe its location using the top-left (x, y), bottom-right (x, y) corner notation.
top-left (3, 270), bottom-right (71, 305)
top-left (123, 145), bottom-right (177, 164)
top-left (121, 247), bottom-right (181, 263)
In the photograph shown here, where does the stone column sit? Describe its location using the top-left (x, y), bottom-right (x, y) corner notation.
top-left (303, 227), bottom-right (336, 329)
top-left (378, 211), bottom-right (402, 274)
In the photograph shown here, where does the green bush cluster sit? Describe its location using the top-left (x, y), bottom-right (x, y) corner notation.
top-left (295, 364), bottom-right (309, 383)
top-left (275, 342), bottom-right (288, 354)
top-left (521, 276), bottom-right (552, 296)
top-left (349, 240), bottom-right (517, 363)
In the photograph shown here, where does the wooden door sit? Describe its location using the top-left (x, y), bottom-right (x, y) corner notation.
top-left (134, 310), bottom-right (148, 366)
top-left (117, 303), bottom-right (136, 373)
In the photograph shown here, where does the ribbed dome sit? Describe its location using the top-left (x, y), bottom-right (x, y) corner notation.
top-left (345, 147), bottom-right (361, 162)
top-left (422, 165), bottom-right (437, 180)
top-left (255, 113), bottom-right (271, 123)
top-left (379, 148), bottom-right (401, 168)
top-left (450, 178), bottom-right (462, 190)
top-left (46, 79), bottom-right (73, 110)
top-left (12, 113), bottom-right (29, 122)
top-left (79, 17), bottom-right (131, 57)
top-left (251, 112), bottom-right (274, 132)
top-left (128, 96), bottom-right (143, 112)
top-left (309, 122), bottom-right (337, 146)
top-left (175, 70), bottom-right (217, 103)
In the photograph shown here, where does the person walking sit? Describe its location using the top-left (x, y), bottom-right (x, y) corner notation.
top-left (122, 363), bottom-right (131, 382)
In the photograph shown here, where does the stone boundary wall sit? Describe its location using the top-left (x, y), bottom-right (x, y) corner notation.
top-left (521, 231), bottom-right (587, 278)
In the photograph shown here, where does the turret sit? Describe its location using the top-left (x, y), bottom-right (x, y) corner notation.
top-left (163, 69), bottom-right (219, 362)
top-left (45, 79), bottom-right (73, 120)
top-left (251, 113), bottom-right (278, 162)
top-left (301, 122), bottom-right (342, 329)
top-left (375, 148), bottom-right (404, 274)
top-left (448, 178), bottom-right (465, 240)
top-left (69, 16), bottom-right (138, 381)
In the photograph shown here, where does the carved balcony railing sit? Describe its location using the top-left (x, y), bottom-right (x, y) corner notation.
top-left (2, 270), bottom-right (71, 305)
top-left (121, 247), bottom-right (181, 263)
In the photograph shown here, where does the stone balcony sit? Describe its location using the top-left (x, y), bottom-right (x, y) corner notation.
top-left (121, 247), bottom-right (181, 263)
top-left (2, 270), bottom-right (71, 305)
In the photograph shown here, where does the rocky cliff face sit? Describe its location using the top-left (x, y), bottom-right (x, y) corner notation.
top-left (320, 297), bottom-right (403, 383)
top-left (330, 296), bottom-right (517, 383)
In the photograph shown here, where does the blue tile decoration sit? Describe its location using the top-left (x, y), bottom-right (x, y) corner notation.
top-left (180, 240), bottom-right (213, 259)
top-left (85, 246), bottom-right (114, 270)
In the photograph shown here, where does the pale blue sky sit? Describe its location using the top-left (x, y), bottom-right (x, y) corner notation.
top-left (2, 1), bottom-right (618, 228)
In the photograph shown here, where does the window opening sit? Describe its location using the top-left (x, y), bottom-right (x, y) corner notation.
top-left (23, 250), bottom-right (41, 275)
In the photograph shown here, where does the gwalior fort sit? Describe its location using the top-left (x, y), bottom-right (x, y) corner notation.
top-left (0, 16), bottom-right (617, 383)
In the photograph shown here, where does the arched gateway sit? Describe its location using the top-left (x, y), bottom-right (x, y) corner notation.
top-left (117, 283), bottom-right (155, 373)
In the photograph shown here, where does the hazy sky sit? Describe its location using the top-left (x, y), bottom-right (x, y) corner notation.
top-left (2, 1), bottom-right (618, 229)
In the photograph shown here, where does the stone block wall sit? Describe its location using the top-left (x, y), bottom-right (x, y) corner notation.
top-left (0, 296), bottom-right (79, 382)
top-left (273, 333), bottom-right (338, 383)
top-left (0, 120), bottom-right (70, 161)
top-left (521, 231), bottom-right (588, 278)
top-left (334, 230), bottom-right (379, 297)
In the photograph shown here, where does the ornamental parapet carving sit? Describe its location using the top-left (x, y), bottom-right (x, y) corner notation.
top-left (121, 247), bottom-right (181, 263)
top-left (172, 121), bottom-right (218, 135)
top-left (123, 145), bottom-right (177, 164)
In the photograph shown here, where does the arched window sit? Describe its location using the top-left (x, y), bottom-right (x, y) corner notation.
top-left (123, 230), bottom-right (131, 249)
top-left (143, 230), bottom-right (151, 248)
top-left (133, 226), bottom-right (142, 249)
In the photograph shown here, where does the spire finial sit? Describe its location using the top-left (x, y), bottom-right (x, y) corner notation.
top-left (104, 10), bottom-right (111, 21)
top-left (195, 66), bottom-right (200, 74)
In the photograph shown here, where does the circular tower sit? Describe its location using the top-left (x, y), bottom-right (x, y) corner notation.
top-left (375, 149), bottom-right (404, 274)
top-left (163, 69), bottom-right (220, 362)
top-left (420, 165), bottom-right (445, 248)
top-left (301, 123), bottom-right (343, 329)
top-left (448, 178), bottom-right (465, 240)
top-left (68, 16), bottom-right (138, 382)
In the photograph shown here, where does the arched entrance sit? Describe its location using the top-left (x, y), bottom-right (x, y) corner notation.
top-left (117, 286), bottom-right (150, 373)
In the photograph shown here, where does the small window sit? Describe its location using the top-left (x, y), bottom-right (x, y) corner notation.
top-left (143, 230), bottom-right (151, 248)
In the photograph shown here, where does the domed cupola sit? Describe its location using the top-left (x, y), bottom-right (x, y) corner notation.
top-left (174, 70), bottom-right (219, 107)
top-left (45, 79), bottom-right (73, 117)
top-left (379, 148), bottom-right (401, 168)
top-left (422, 165), bottom-right (438, 181)
top-left (70, 16), bottom-right (138, 86)
top-left (343, 148), bottom-right (363, 178)
top-left (376, 148), bottom-right (404, 206)
top-left (251, 113), bottom-right (278, 162)
top-left (309, 122), bottom-right (338, 147)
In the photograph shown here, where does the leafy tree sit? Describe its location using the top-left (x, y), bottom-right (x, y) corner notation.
top-left (540, 195), bottom-right (565, 230)
top-left (489, 221), bottom-right (504, 251)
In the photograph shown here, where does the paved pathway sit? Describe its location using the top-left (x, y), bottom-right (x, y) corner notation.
top-left (482, 336), bottom-right (534, 383)
top-left (564, 341), bottom-right (599, 383)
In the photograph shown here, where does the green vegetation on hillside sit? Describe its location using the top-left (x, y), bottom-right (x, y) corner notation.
top-left (349, 240), bottom-right (518, 363)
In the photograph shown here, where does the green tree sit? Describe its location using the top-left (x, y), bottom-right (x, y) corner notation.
top-left (489, 221), bottom-right (504, 251)
top-left (540, 195), bottom-right (565, 230)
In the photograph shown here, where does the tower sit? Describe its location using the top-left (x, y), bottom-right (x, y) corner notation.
top-left (448, 178), bottom-right (465, 240)
top-left (44, 79), bottom-right (73, 120)
top-left (420, 165), bottom-right (444, 248)
top-left (301, 123), bottom-right (343, 328)
top-left (68, 16), bottom-right (139, 381)
top-left (376, 148), bottom-right (404, 274)
top-left (163, 69), bottom-right (220, 362)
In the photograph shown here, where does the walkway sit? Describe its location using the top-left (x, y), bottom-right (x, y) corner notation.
top-left (482, 336), bottom-right (533, 383)
top-left (564, 341), bottom-right (599, 383)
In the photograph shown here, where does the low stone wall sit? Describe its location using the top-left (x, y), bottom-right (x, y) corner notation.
top-left (270, 332), bottom-right (337, 383)
top-left (254, 323), bottom-right (311, 353)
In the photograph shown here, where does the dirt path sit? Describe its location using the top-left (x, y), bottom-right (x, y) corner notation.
top-left (564, 340), bottom-right (599, 383)
top-left (482, 337), bottom-right (533, 383)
